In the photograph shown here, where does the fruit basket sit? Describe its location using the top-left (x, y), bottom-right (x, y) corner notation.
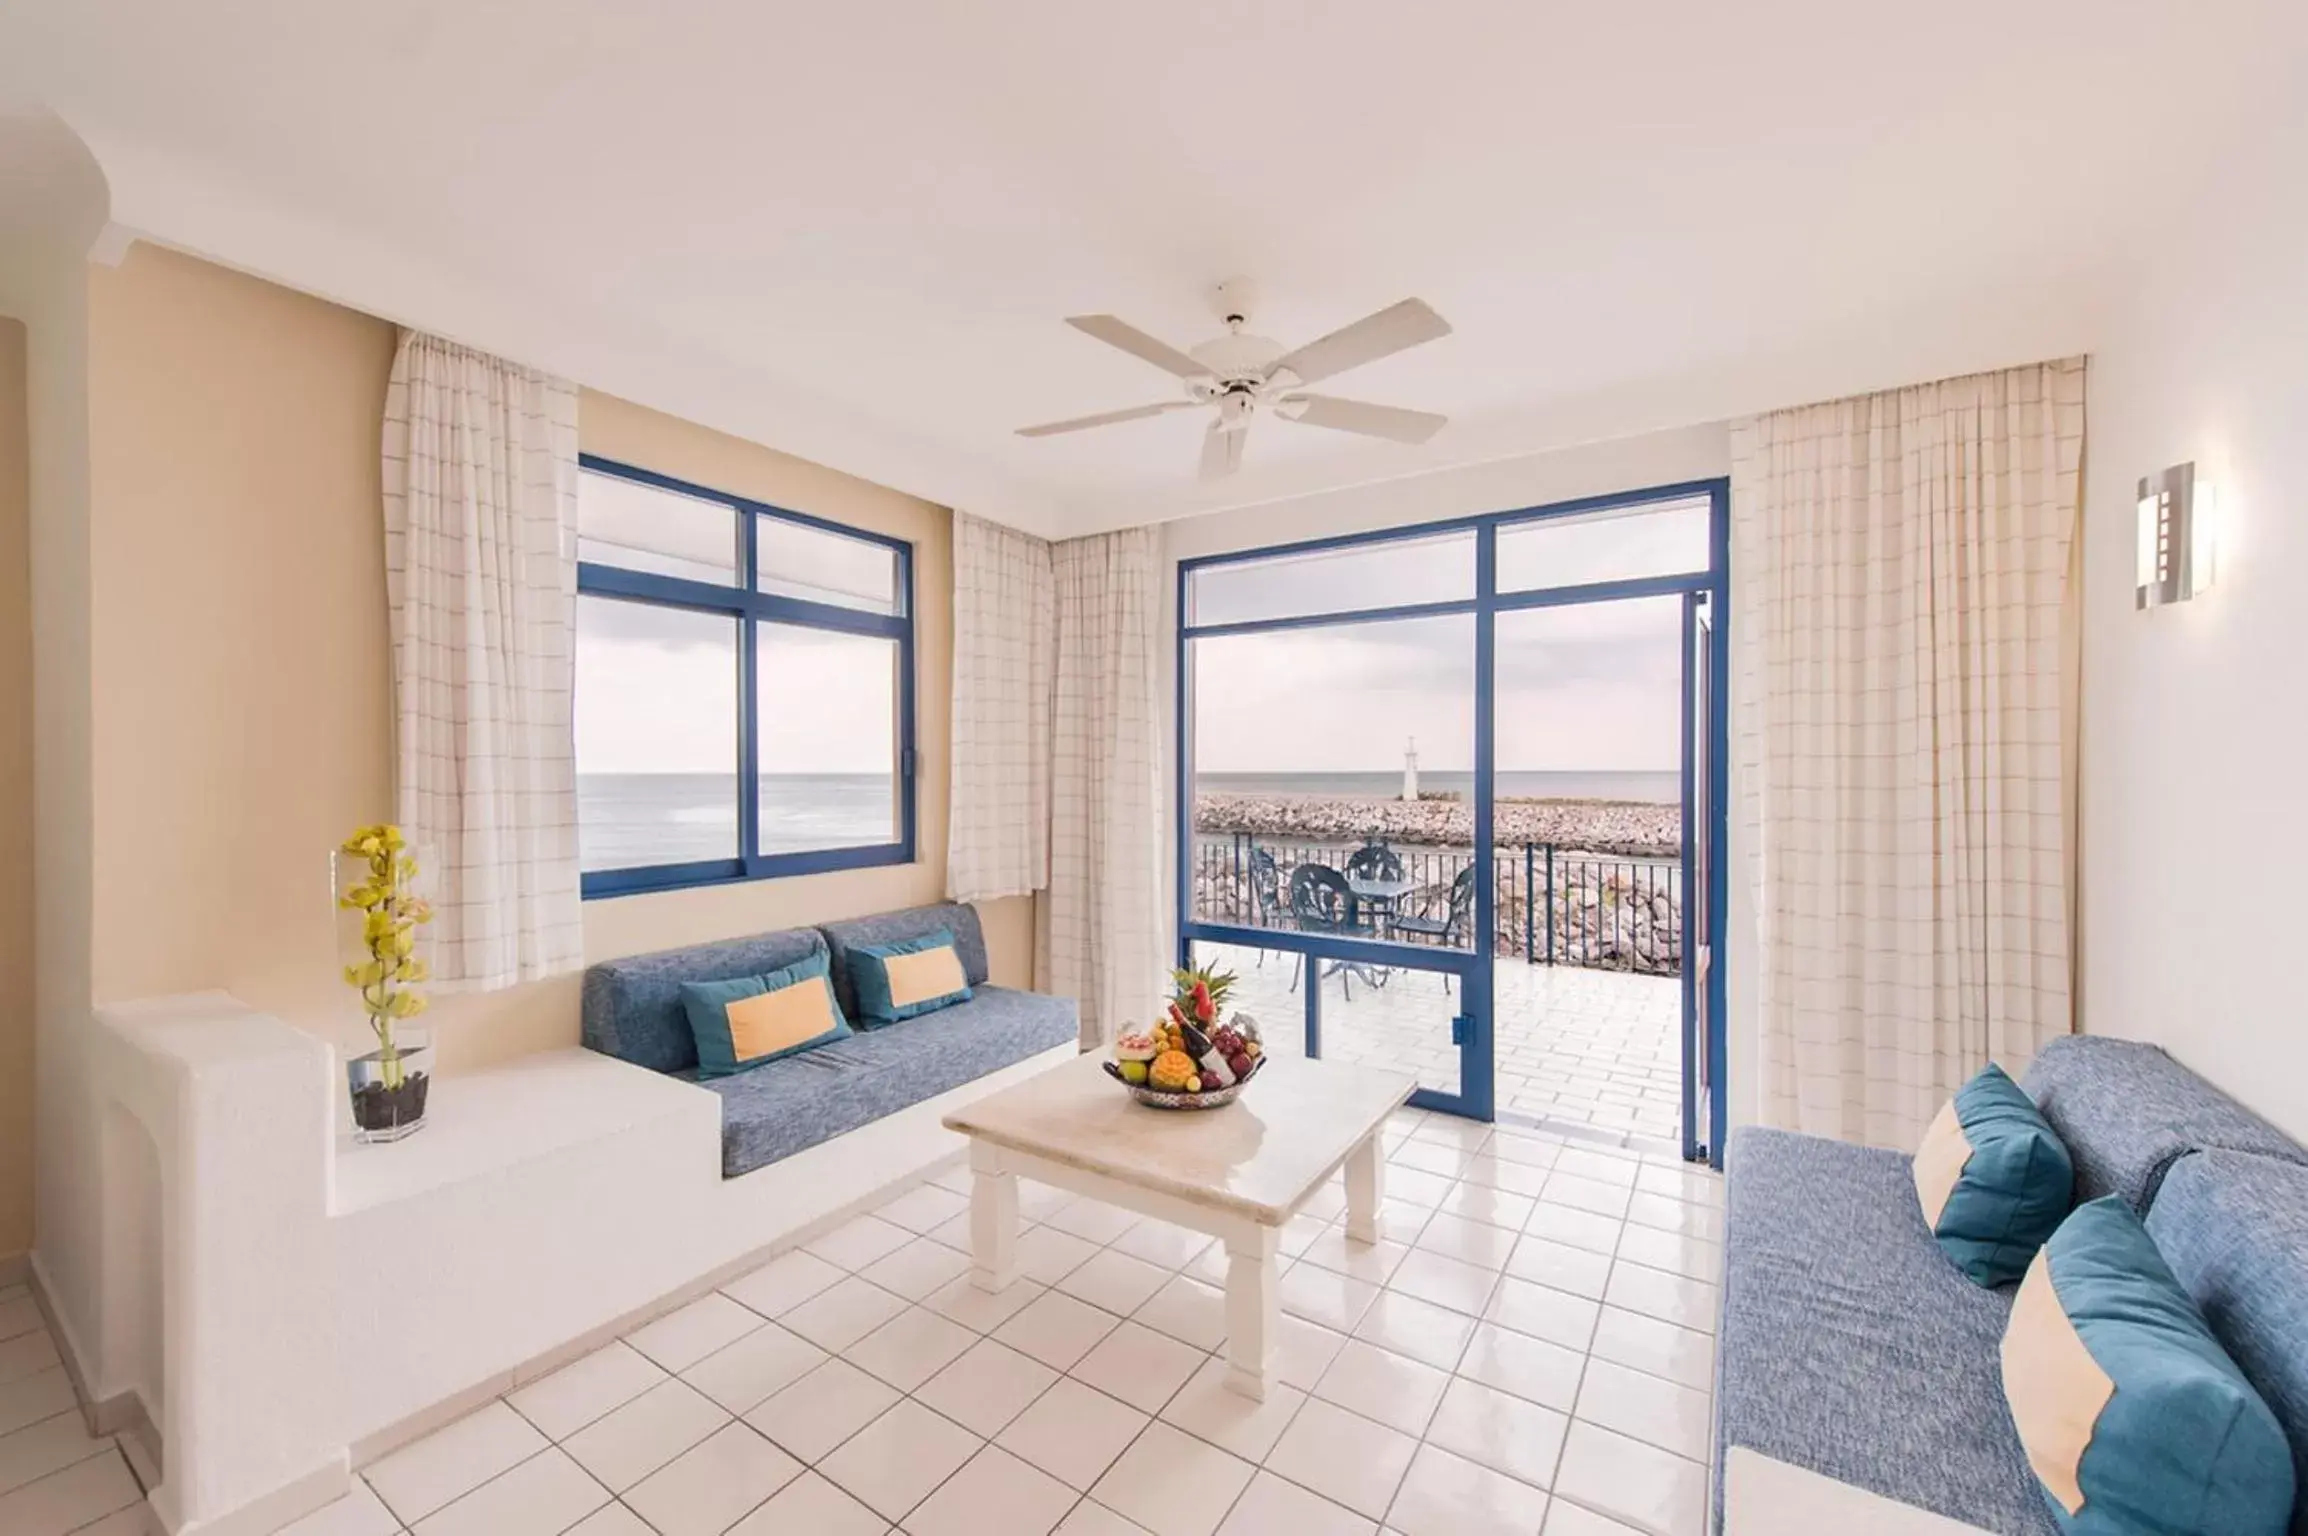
top-left (1104, 965), bottom-right (1267, 1111)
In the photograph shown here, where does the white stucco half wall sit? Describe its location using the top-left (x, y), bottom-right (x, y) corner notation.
top-left (81, 991), bottom-right (1072, 1535)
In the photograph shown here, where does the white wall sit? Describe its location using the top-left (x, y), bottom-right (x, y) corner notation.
top-left (0, 101), bottom-right (108, 1374)
top-left (1157, 423), bottom-right (1763, 1135)
top-left (2078, 125), bottom-right (2308, 1141)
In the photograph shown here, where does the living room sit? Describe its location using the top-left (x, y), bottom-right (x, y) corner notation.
top-left (1, 5), bottom-right (2305, 1535)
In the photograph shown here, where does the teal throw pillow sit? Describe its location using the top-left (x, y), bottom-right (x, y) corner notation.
top-left (2001, 1196), bottom-right (2294, 1535)
top-left (1913, 1062), bottom-right (2074, 1287)
top-left (847, 928), bottom-right (972, 1026)
top-left (677, 952), bottom-right (851, 1080)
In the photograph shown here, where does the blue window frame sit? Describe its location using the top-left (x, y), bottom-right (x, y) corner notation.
top-left (576, 454), bottom-right (916, 899)
top-left (1176, 478), bottom-right (1730, 1164)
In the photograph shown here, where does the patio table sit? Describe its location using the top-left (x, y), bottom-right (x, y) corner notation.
top-left (1343, 873), bottom-right (1417, 934)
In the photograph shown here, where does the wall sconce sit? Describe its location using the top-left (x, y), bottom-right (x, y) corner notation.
top-left (2136, 462), bottom-right (2216, 609)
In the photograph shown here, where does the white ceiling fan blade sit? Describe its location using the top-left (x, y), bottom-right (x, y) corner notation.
top-left (1277, 394), bottom-right (1447, 444)
top-left (1267, 298), bottom-right (1451, 387)
top-left (1015, 400), bottom-right (1197, 438)
top-left (1066, 315), bottom-right (1215, 381)
top-left (1199, 418), bottom-right (1246, 482)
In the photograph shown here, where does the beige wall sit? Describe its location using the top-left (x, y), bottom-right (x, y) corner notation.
top-left (87, 245), bottom-right (401, 1032)
top-left (84, 245), bottom-right (1027, 1072)
top-left (0, 317), bottom-right (32, 1256)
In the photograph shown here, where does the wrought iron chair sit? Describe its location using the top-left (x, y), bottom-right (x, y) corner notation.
top-left (1342, 839), bottom-right (1408, 960)
top-left (1247, 846), bottom-right (1286, 967)
top-left (1287, 863), bottom-right (1359, 997)
top-left (1390, 865), bottom-right (1478, 992)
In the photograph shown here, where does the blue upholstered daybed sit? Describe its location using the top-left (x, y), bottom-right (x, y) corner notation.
top-left (580, 902), bottom-right (1079, 1178)
top-left (1718, 1036), bottom-right (2308, 1533)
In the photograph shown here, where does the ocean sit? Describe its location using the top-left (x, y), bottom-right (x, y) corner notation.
top-left (580, 767), bottom-right (1680, 872)
top-left (579, 773), bottom-right (897, 871)
top-left (1195, 770), bottom-right (1681, 804)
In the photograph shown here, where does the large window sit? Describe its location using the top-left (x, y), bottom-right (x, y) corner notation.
top-left (575, 457), bottom-right (913, 895)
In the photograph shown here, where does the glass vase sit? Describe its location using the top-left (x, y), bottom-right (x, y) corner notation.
top-left (346, 1026), bottom-right (434, 1143)
top-left (333, 834), bottom-right (438, 1143)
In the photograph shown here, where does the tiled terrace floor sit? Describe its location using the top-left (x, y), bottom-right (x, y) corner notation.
top-left (1196, 946), bottom-right (1684, 1148)
top-left (231, 1112), bottom-right (1724, 1536)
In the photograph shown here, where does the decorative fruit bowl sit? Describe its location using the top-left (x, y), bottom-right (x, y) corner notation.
top-left (1104, 965), bottom-right (1267, 1112)
top-left (1103, 1053), bottom-right (1266, 1110)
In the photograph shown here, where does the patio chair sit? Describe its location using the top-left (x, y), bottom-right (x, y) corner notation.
top-left (1247, 847), bottom-right (1286, 968)
top-left (1286, 863), bottom-right (1358, 997)
top-left (1390, 865), bottom-right (1477, 992)
top-left (1344, 840), bottom-right (1404, 883)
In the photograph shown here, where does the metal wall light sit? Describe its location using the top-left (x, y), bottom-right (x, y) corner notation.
top-left (2136, 462), bottom-right (2216, 609)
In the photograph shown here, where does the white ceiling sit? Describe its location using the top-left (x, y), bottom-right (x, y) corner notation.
top-left (3, 2), bottom-right (2298, 536)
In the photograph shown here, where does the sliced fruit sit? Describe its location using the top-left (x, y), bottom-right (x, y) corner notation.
top-left (1149, 1049), bottom-right (1197, 1093)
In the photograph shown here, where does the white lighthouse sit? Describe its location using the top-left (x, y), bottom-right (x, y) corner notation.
top-left (1401, 736), bottom-right (1420, 801)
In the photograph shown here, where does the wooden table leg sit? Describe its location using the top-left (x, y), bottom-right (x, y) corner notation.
top-left (1344, 1132), bottom-right (1385, 1245)
top-left (968, 1141), bottom-right (1018, 1293)
top-left (1221, 1225), bottom-right (1281, 1401)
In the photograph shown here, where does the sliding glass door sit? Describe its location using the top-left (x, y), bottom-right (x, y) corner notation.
top-left (1176, 480), bottom-right (1729, 1161)
top-left (1179, 534), bottom-right (1485, 1113)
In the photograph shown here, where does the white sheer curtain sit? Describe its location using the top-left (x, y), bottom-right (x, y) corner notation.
top-left (947, 512), bottom-right (1054, 902)
top-left (1040, 526), bottom-right (1167, 1047)
top-left (381, 331), bottom-right (584, 989)
top-left (1730, 357), bottom-right (2084, 1148)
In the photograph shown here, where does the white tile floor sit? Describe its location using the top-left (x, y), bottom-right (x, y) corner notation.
top-left (1200, 946), bottom-right (1686, 1147)
top-left (0, 1282), bottom-right (151, 1535)
top-left (265, 1109), bottom-right (1722, 1536)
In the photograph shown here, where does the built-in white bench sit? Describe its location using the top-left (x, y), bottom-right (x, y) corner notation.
top-left (73, 991), bottom-right (1071, 1535)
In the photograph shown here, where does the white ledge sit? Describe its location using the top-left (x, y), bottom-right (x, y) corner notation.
top-left (328, 1047), bottom-right (714, 1215)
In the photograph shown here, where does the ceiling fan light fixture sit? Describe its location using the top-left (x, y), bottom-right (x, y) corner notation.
top-left (1025, 288), bottom-right (1452, 476)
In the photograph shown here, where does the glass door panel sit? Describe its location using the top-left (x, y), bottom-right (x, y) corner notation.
top-left (1187, 614), bottom-right (1474, 932)
top-left (1683, 593), bottom-right (1717, 1163)
top-left (1319, 964), bottom-right (1466, 1103)
top-left (1490, 596), bottom-right (1687, 1147)
top-left (1184, 942), bottom-right (1471, 1107)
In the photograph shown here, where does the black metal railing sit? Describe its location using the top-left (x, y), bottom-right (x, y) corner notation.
top-left (1190, 833), bottom-right (1682, 976)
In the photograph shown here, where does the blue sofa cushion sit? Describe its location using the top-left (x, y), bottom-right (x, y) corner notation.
top-left (2021, 1037), bottom-right (2308, 1212)
top-left (1718, 1126), bottom-right (2059, 1536)
top-left (819, 902), bottom-right (989, 1024)
top-left (678, 952), bottom-right (852, 1081)
top-left (696, 984), bottom-right (1076, 1178)
top-left (2148, 1151), bottom-right (2308, 1536)
top-left (2001, 1195), bottom-right (2292, 1536)
top-left (1916, 1063), bottom-right (2076, 1288)
top-left (846, 928), bottom-right (974, 1026)
top-left (582, 927), bottom-right (827, 1075)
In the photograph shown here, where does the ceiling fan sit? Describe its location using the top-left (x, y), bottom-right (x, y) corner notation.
top-left (1016, 279), bottom-right (1452, 482)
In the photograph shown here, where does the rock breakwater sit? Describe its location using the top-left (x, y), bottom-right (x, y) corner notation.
top-left (1194, 792), bottom-right (1679, 858)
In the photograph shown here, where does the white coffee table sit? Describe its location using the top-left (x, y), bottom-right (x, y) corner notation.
top-left (942, 1053), bottom-right (1417, 1401)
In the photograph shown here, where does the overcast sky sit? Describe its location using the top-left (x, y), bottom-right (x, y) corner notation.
top-left (575, 597), bottom-right (899, 775)
top-left (1193, 595), bottom-right (1685, 774)
top-left (576, 493), bottom-right (1705, 777)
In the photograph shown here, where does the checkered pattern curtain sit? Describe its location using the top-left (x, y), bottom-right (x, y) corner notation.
top-left (1040, 526), bottom-right (1167, 1048)
top-left (1731, 358), bottom-right (2084, 1148)
top-left (947, 512), bottom-right (1054, 902)
top-left (381, 331), bottom-right (584, 988)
